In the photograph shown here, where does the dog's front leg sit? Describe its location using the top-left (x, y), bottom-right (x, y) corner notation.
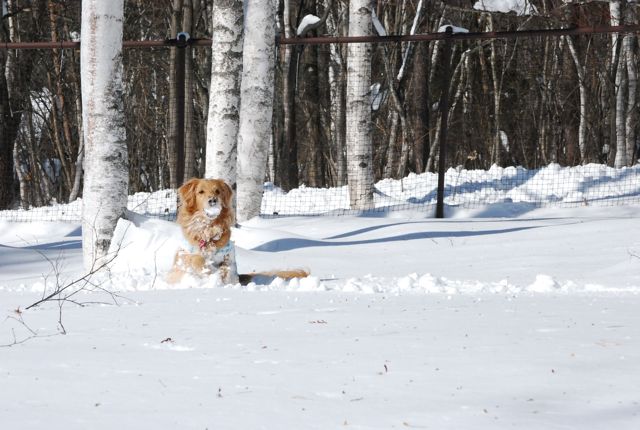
top-left (177, 251), bottom-right (209, 275)
top-left (167, 249), bottom-right (204, 283)
top-left (218, 246), bottom-right (238, 284)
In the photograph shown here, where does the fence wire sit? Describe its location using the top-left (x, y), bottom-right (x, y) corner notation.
top-left (1, 30), bottom-right (639, 222)
top-left (265, 33), bottom-right (640, 215)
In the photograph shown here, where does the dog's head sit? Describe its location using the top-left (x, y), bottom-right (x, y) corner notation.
top-left (178, 178), bottom-right (233, 219)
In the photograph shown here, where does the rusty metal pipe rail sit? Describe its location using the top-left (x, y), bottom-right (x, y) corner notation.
top-left (278, 24), bottom-right (640, 45)
top-left (0, 38), bottom-right (213, 50)
top-left (2, 24), bottom-right (640, 50)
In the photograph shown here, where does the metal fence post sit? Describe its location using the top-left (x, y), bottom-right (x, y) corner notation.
top-left (436, 27), bottom-right (453, 219)
top-left (175, 32), bottom-right (189, 185)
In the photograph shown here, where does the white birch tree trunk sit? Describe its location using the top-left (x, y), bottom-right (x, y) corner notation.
top-left (80, 0), bottom-right (128, 270)
top-left (614, 60), bottom-right (627, 168)
top-left (565, 36), bottom-right (588, 163)
top-left (624, 4), bottom-right (637, 165)
top-left (346, 0), bottom-right (374, 210)
top-left (236, 0), bottom-right (276, 222)
top-left (625, 44), bottom-right (637, 165)
top-left (488, 15), bottom-right (503, 165)
top-left (611, 1), bottom-right (628, 168)
top-left (205, 0), bottom-right (243, 187)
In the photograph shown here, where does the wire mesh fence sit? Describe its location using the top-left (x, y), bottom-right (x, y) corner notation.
top-left (123, 43), bottom-right (211, 219)
top-left (0, 45), bottom-right (180, 222)
top-left (1, 44), bottom-right (82, 219)
top-left (1, 24), bottom-right (640, 222)
top-left (0, 42), bottom-right (212, 222)
top-left (264, 31), bottom-right (640, 215)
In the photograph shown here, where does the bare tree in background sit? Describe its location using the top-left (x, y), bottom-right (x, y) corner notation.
top-left (327, 1), bottom-right (348, 186)
top-left (167, 0), bottom-right (182, 189)
top-left (276, 0), bottom-right (300, 191)
top-left (611, 0), bottom-right (628, 168)
top-left (1, 0), bottom-right (45, 209)
top-left (81, 0), bottom-right (128, 269)
top-left (623, 1), bottom-right (638, 167)
top-left (182, 0), bottom-right (196, 181)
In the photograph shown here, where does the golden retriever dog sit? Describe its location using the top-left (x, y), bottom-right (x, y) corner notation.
top-left (166, 178), bottom-right (308, 285)
top-left (166, 178), bottom-right (236, 284)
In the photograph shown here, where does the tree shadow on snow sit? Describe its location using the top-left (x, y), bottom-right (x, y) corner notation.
top-left (252, 225), bottom-right (542, 252)
top-left (0, 240), bottom-right (82, 251)
top-left (324, 221), bottom-right (436, 240)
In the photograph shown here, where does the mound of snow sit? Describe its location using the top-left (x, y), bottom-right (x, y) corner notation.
top-left (473, 0), bottom-right (537, 15)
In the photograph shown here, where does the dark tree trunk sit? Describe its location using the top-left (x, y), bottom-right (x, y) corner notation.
top-left (407, 41), bottom-right (429, 173)
top-left (298, 42), bottom-right (321, 186)
top-left (0, 80), bottom-right (16, 209)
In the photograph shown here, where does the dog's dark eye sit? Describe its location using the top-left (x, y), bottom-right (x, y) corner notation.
top-left (198, 190), bottom-right (204, 194)
top-left (215, 190), bottom-right (220, 195)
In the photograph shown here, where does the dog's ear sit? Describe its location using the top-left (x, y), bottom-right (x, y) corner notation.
top-left (221, 181), bottom-right (234, 208)
top-left (178, 178), bottom-right (199, 214)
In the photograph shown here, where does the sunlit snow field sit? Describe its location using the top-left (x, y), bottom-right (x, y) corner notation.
top-left (1, 165), bottom-right (640, 429)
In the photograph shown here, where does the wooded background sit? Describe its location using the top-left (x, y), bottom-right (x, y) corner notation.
top-left (0, 0), bottom-right (639, 215)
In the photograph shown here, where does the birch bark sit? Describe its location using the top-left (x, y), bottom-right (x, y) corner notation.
top-left (488, 15), bottom-right (502, 165)
top-left (565, 36), bottom-right (588, 163)
top-left (623, 4), bottom-right (637, 165)
top-left (346, 0), bottom-right (375, 210)
top-left (236, 0), bottom-right (276, 221)
top-left (68, 50), bottom-right (85, 203)
top-left (205, 0), bottom-right (243, 188)
top-left (80, 0), bottom-right (128, 269)
top-left (611, 1), bottom-right (628, 168)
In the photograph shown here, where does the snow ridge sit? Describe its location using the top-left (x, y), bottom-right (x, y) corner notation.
top-left (4, 272), bottom-right (637, 296)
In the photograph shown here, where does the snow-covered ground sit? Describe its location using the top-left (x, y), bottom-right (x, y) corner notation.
top-left (1, 167), bottom-right (640, 429)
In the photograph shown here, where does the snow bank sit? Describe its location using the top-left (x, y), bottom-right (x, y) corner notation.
top-left (264, 163), bottom-right (640, 215)
top-left (0, 189), bottom-right (177, 222)
top-left (2, 163), bottom-right (639, 220)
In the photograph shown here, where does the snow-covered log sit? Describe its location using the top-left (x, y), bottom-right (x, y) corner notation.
top-left (80, 0), bottom-right (128, 270)
top-left (236, 0), bottom-right (276, 221)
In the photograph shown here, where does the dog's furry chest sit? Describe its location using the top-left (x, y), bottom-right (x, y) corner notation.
top-left (182, 215), bottom-right (223, 241)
